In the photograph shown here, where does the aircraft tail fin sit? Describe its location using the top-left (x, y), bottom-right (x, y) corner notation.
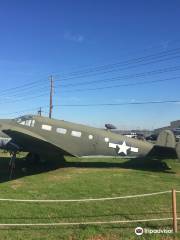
top-left (156, 129), bottom-right (180, 160)
top-left (156, 130), bottom-right (176, 148)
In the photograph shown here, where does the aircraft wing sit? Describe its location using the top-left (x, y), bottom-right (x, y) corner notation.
top-left (2, 127), bottom-right (74, 159)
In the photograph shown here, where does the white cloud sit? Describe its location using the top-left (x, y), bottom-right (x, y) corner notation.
top-left (64, 31), bottom-right (84, 43)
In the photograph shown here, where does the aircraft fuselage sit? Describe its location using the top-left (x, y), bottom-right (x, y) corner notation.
top-left (0, 115), bottom-right (154, 159)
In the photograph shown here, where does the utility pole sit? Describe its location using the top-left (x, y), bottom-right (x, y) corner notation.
top-left (38, 107), bottom-right (42, 116)
top-left (49, 75), bottom-right (54, 119)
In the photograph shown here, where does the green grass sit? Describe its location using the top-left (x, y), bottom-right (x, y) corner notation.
top-left (0, 152), bottom-right (180, 239)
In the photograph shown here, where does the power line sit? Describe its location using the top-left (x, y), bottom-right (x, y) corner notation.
top-left (53, 100), bottom-right (180, 107)
top-left (0, 78), bottom-right (48, 94)
top-left (49, 38), bottom-right (180, 77)
top-left (0, 48), bottom-right (180, 108)
top-left (59, 76), bottom-right (179, 93)
top-left (1, 46), bottom-right (180, 96)
top-left (56, 65), bottom-right (180, 89)
top-left (0, 92), bottom-right (49, 105)
top-left (1, 62), bottom-right (179, 102)
top-left (56, 48), bottom-right (180, 81)
top-left (0, 99), bottom-right (179, 117)
top-left (1, 63), bottom-right (179, 99)
top-left (57, 47), bottom-right (180, 77)
top-left (1, 74), bottom-right (179, 105)
top-left (59, 54), bottom-right (180, 82)
top-left (0, 85), bottom-right (50, 98)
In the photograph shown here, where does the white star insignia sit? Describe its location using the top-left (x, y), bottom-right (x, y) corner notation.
top-left (108, 141), bottom-right (139, 155)
top-left (117, 141), bottom-right (130, 155)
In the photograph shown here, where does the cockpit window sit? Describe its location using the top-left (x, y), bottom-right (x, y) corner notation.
top-left (14, 115), bottom-right (35, 127)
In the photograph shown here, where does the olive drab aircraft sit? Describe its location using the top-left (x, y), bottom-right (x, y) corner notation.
top-left (0, 115), bottom-right (179, 162)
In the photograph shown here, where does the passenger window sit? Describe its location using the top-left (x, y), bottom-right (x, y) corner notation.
top-left (88, 135), bottom-right (93, 140)
top-left (56, 128), bottom-right (67, 134)
top-left (25, 120), bottom-right (32, 127)
top-left (71, 131), bottom-right (81, 137)
top-left (31, 120), bottom-right (35, 127)
top-left (42, 124), bottom-right (52, 131)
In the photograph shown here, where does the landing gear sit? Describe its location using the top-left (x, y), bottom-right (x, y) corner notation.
top-left (9, 152), bottom-right (16, 180)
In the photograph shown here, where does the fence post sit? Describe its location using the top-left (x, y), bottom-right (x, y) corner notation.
top-left (172, 189), bottom-right (177, 233)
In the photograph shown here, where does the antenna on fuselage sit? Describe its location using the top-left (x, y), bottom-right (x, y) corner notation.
top-left (38, 107), bottom-right (42, 116)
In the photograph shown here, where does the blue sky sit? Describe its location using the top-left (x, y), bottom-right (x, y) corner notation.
top-left (0, 0), bottom-right (180, 129)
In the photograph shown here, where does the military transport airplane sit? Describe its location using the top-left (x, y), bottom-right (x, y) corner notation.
top-left (0, 115), bottom-right (179, 162)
